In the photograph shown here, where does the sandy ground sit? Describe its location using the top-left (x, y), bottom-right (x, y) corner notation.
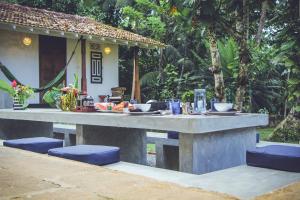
top-left (255, 182), bottom-right (300, 200)
top-left (0, 146), bottom-right (237, 200)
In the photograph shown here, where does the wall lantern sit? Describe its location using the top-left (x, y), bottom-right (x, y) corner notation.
top-left (104, 47), bottom-right (111, 55)
top-left (23, 36), bottom-right (32, 46)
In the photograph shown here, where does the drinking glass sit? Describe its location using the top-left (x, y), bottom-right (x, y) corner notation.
top-left (170, 99), bottom-right (181, 115)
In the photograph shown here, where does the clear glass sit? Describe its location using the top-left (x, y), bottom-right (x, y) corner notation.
top-left (194, 89), bottom-right (206, 113)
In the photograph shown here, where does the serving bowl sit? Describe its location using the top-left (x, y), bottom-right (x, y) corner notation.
top-left (133, 104), bottom-right (151, 112)
top-left (214, 103), bottom-right (233, 112)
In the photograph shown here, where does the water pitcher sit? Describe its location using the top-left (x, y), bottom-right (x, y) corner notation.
top-left (194, 89), bottom-right (206, 113)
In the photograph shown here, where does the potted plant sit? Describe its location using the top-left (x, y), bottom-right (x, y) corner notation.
top-left (43, 74), bottom-right (80, 111)
top-left (181, 90), bottom-right (194, 114)
top-left (59, 85), bottom-right (79, 111)
top-left (0, 80), bottom-right (34, 110)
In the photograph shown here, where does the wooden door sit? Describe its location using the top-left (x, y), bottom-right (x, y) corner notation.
top-left (39, 35), bottom-right (66, 102)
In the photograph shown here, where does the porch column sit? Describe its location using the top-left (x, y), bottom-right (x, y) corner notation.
top-left (131, 47), bottom-right (141, 102)
top-left (81, 39), bottom-right (87, 93)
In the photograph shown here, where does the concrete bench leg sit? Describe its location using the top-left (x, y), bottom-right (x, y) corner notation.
top-left (0, 119), bottom-right (53, 140)
top-left (179, 128), bottom-right (257, 174)
top-left (156, 142), bottom-right (179, 170)
top-left (76, 125), bottom-right (147, 165)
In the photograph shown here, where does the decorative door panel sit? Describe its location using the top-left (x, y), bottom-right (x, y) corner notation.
top-left (90, 51), bottom-right (102, 84)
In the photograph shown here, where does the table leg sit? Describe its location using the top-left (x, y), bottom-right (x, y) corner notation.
top-left (76, 125), bottom-right (147, 165)
top-left (0, 119), bottom-right (53, 140)
top-left (179, 127), bottom-right (256, 174)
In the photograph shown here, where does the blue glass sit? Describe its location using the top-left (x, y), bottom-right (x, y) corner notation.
top-left (171, 100), bottom-right (181, 115)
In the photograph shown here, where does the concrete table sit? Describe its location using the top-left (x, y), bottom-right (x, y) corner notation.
top-left (0, 109), bottom-right (268, 174)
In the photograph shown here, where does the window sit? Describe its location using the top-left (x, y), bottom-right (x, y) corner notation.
top-left (90, 51), bottom-right (102, 84)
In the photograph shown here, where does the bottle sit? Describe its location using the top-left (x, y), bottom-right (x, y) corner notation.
top-left (194, 89), bottom-right (206, 113)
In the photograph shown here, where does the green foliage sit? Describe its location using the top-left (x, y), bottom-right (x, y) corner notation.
top-left (160, 64), bottom-right (178, 99)
top-left (3, 0), bottom-right (299, 141)
top-left (0, 80), bottom-right (14, 96)
top-left (120, 0), bottom-right (166, 39)
top-left (43, 86), bottom-right (61, 107)
top-left (269, 116), bottom-right (300, 143)
top-left (181, 90), bottom-right (194, 102)
top-left (73, 74), bottom-right (79, 89)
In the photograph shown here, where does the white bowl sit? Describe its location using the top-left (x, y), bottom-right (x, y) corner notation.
top-left (133, 104), bottom-right (151, 112)
top-left (214, 103), bottom-right (233, 112)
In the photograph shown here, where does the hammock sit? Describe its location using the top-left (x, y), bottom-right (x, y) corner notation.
top-left (0, 37), bottom-right (82, 93)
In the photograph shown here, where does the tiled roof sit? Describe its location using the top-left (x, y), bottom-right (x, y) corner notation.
top-left (0, 2), bottom-right (165, 48)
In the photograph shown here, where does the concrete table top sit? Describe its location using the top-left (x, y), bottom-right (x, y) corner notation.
top-left (0, 108), bottom-right (268, 134)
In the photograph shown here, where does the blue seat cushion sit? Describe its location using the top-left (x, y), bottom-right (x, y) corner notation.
top-left (3, 137), bottom-right (63, 154)
top-left (48, 145), bottom-right (120, 165)
top-left (167, 131), bottom-right (179, 139)
top-left (247, 145), bottom-right (300, 172)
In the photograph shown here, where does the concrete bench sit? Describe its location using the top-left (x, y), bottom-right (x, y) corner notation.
top-left (53, 125), bottom-right (179, 169)
top-left (147, 135), bottom-right (179, 170)
top-left (53, 124), bottom-right (76, 146)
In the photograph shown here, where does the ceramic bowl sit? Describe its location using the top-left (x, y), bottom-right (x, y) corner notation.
top-left (133, 104), bottom-right (151, 112)
top-left (214, 103), bottom-right (233, 112)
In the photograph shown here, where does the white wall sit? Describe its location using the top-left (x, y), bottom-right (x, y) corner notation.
top-left (0, 30), bottom-right (119, 107)
top-left (0, 29), bottom-right (39, 106)
top-left (86, 42), bottom-right (119, 102)
top-left (66, 38), bottom-right (82, 89)
top-left (66, 39), bottom-right (119, 102)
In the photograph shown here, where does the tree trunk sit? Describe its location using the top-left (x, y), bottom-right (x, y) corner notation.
top-left (255, 0), bottom-right (269, 45)
top-left (158, 48), bottom-right (164, 84)
top-left (207, 27), bottom-right (226, 102)
top-left (131, 47), bottom-right (141, 102)
top-left (234, 0), bottom-right (251, 111)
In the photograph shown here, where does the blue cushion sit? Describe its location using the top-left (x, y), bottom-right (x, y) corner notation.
top-left (247, 145), bottom-right (300, 172)
top-left (167, 131), bottom-right (179, 139)
top-left (3, 137), bottom-right (63, 154)
top-left (48, 145), bottom-right (120, 165)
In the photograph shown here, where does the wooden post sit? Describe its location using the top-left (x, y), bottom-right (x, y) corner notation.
top-left (81, 39), bottom-right (87, 93)
top-left (131, 47), bottom-right (141, 102)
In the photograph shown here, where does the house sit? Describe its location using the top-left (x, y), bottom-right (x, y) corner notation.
top-left (0, 2), bottom-right (165, 108)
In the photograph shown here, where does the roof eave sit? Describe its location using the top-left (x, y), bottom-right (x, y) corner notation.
top-left (0, 21), bottom-right (166, 49)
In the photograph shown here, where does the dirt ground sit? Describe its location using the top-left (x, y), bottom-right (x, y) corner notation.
top-left (0, 146), bottom-right (237, 200)
top-left (1, 146), bottom-right (299, 200)
top-left (255, 182), bottom-right (300, 200)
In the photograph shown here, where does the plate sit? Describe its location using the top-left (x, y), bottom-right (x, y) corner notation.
top-left (95, 109), bottom-right (123, 114)
top-left (205, 111), bottom-right (237, 116)
top-left (127, 111), bottom-right (160, 115)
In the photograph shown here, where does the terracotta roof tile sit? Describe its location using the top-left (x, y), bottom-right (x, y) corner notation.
top-left (0, 2), bottom-right (165, 47)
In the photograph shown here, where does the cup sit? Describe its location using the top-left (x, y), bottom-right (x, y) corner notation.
top-left (182, 102), bottom-right (192, 115)
top-left (170, 100), bottom-right (181, 115)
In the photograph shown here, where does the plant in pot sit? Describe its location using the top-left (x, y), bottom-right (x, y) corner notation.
top-left (43, 74), bottom-right (80, 111)
top-left (43, 84), bottom-right (63, 108)
top-left (0, 80), bottom-right (34, 110)
top-left (59, 85), bottom-right (79, 111)
top-left (181, 90), bottom-right (194, 114)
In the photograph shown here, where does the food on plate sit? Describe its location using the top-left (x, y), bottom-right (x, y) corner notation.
top-left (112, 102), bottom-right (134, 112)
top-left (94, 103), bottom-right (113, 111)
top-left (95, 102), bottom-right (134, 112)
